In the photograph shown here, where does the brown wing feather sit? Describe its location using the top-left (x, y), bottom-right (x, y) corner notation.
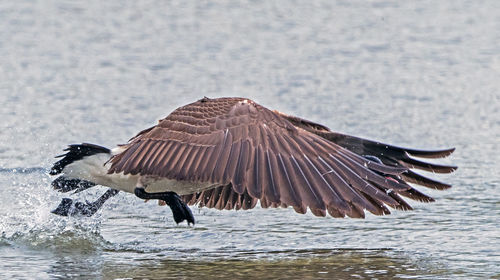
top-left (275, 111), bottom-right (456, 208)
top-left (109, 97), bottom-right (455, 218)
top-left (182, 184), bottom-right (256, 211)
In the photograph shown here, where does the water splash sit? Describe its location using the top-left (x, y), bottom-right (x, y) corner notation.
top-left (0, 170), bottom-right (108, 253)
top-left (0, 167), bottom-right (47, 174)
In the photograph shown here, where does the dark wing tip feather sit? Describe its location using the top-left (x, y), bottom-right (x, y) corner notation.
top-left (402, 170), bottom-right (453, 190)
top-left (400, 157), bottom-right (457, 174)
top-left (399, 188), bottom-right (435, 203)
top-left (406, 147), bottom-right (455, 159)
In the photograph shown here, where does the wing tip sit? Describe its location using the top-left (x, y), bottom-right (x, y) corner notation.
top-left (407, 147), bottom-right (456, 159)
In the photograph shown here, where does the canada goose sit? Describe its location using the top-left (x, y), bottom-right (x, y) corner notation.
top-left (50, 97), bottom-right (456, 225)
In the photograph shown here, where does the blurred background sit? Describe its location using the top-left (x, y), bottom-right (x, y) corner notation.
top-left (0, 1), bottom-right (498, 279)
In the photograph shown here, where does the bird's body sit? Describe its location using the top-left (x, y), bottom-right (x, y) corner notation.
top-left (50, 97), bottom-right (456, 224)
top-left (59, 146), bottom-right (217, 195)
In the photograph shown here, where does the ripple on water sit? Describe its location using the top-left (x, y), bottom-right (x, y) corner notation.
top-left (96, 248), bottom-right (454, 280)
top-left (1, 222), bottom-right (107, 253)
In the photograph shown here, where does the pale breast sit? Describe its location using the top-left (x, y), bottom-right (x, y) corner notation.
top-left (145, 178), bottom-right (218, 195)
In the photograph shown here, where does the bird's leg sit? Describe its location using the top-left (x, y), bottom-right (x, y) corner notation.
top-left (52, 189), bottom-right (120, 217)
top-left (134, 187), bottom-right (195, 225)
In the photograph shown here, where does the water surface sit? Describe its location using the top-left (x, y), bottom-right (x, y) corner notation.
top-left (0, 1), bottom-right (499, 279)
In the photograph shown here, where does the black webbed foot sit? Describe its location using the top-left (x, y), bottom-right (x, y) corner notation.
top-left (73, 200), bottom-right (101, 216)
top-left (51, 198), bottom-right (74, 216)
top-left (165, 193), bottom-right (195, 225)
top-left (51, 189), bottom-right (119, 217)
top-left (134, 188), bottom-right (195, 225)
top-left (51, 198), bottom-right (100, 217)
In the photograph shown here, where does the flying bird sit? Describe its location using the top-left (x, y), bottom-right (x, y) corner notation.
top-left (50, 97), bottom-right (456, 225)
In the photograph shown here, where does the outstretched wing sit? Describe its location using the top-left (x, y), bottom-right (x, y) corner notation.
top-left (276, 112), bottom-right (457, 191)
top-left (109, 97), bottom-right (454, 218)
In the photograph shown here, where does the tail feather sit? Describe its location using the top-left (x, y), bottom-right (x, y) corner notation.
top-left (50, 143), bottom-right (111, 175)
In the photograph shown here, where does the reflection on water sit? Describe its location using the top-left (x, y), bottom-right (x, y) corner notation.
top-left (51, 249), bottom-right (446, 280)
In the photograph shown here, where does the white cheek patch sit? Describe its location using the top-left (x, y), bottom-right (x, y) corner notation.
top-left (62, 153), bottom-right (113, 184)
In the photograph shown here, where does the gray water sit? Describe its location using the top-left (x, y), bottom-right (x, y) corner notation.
top-left (0, 1), bottom-right (499, 279)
